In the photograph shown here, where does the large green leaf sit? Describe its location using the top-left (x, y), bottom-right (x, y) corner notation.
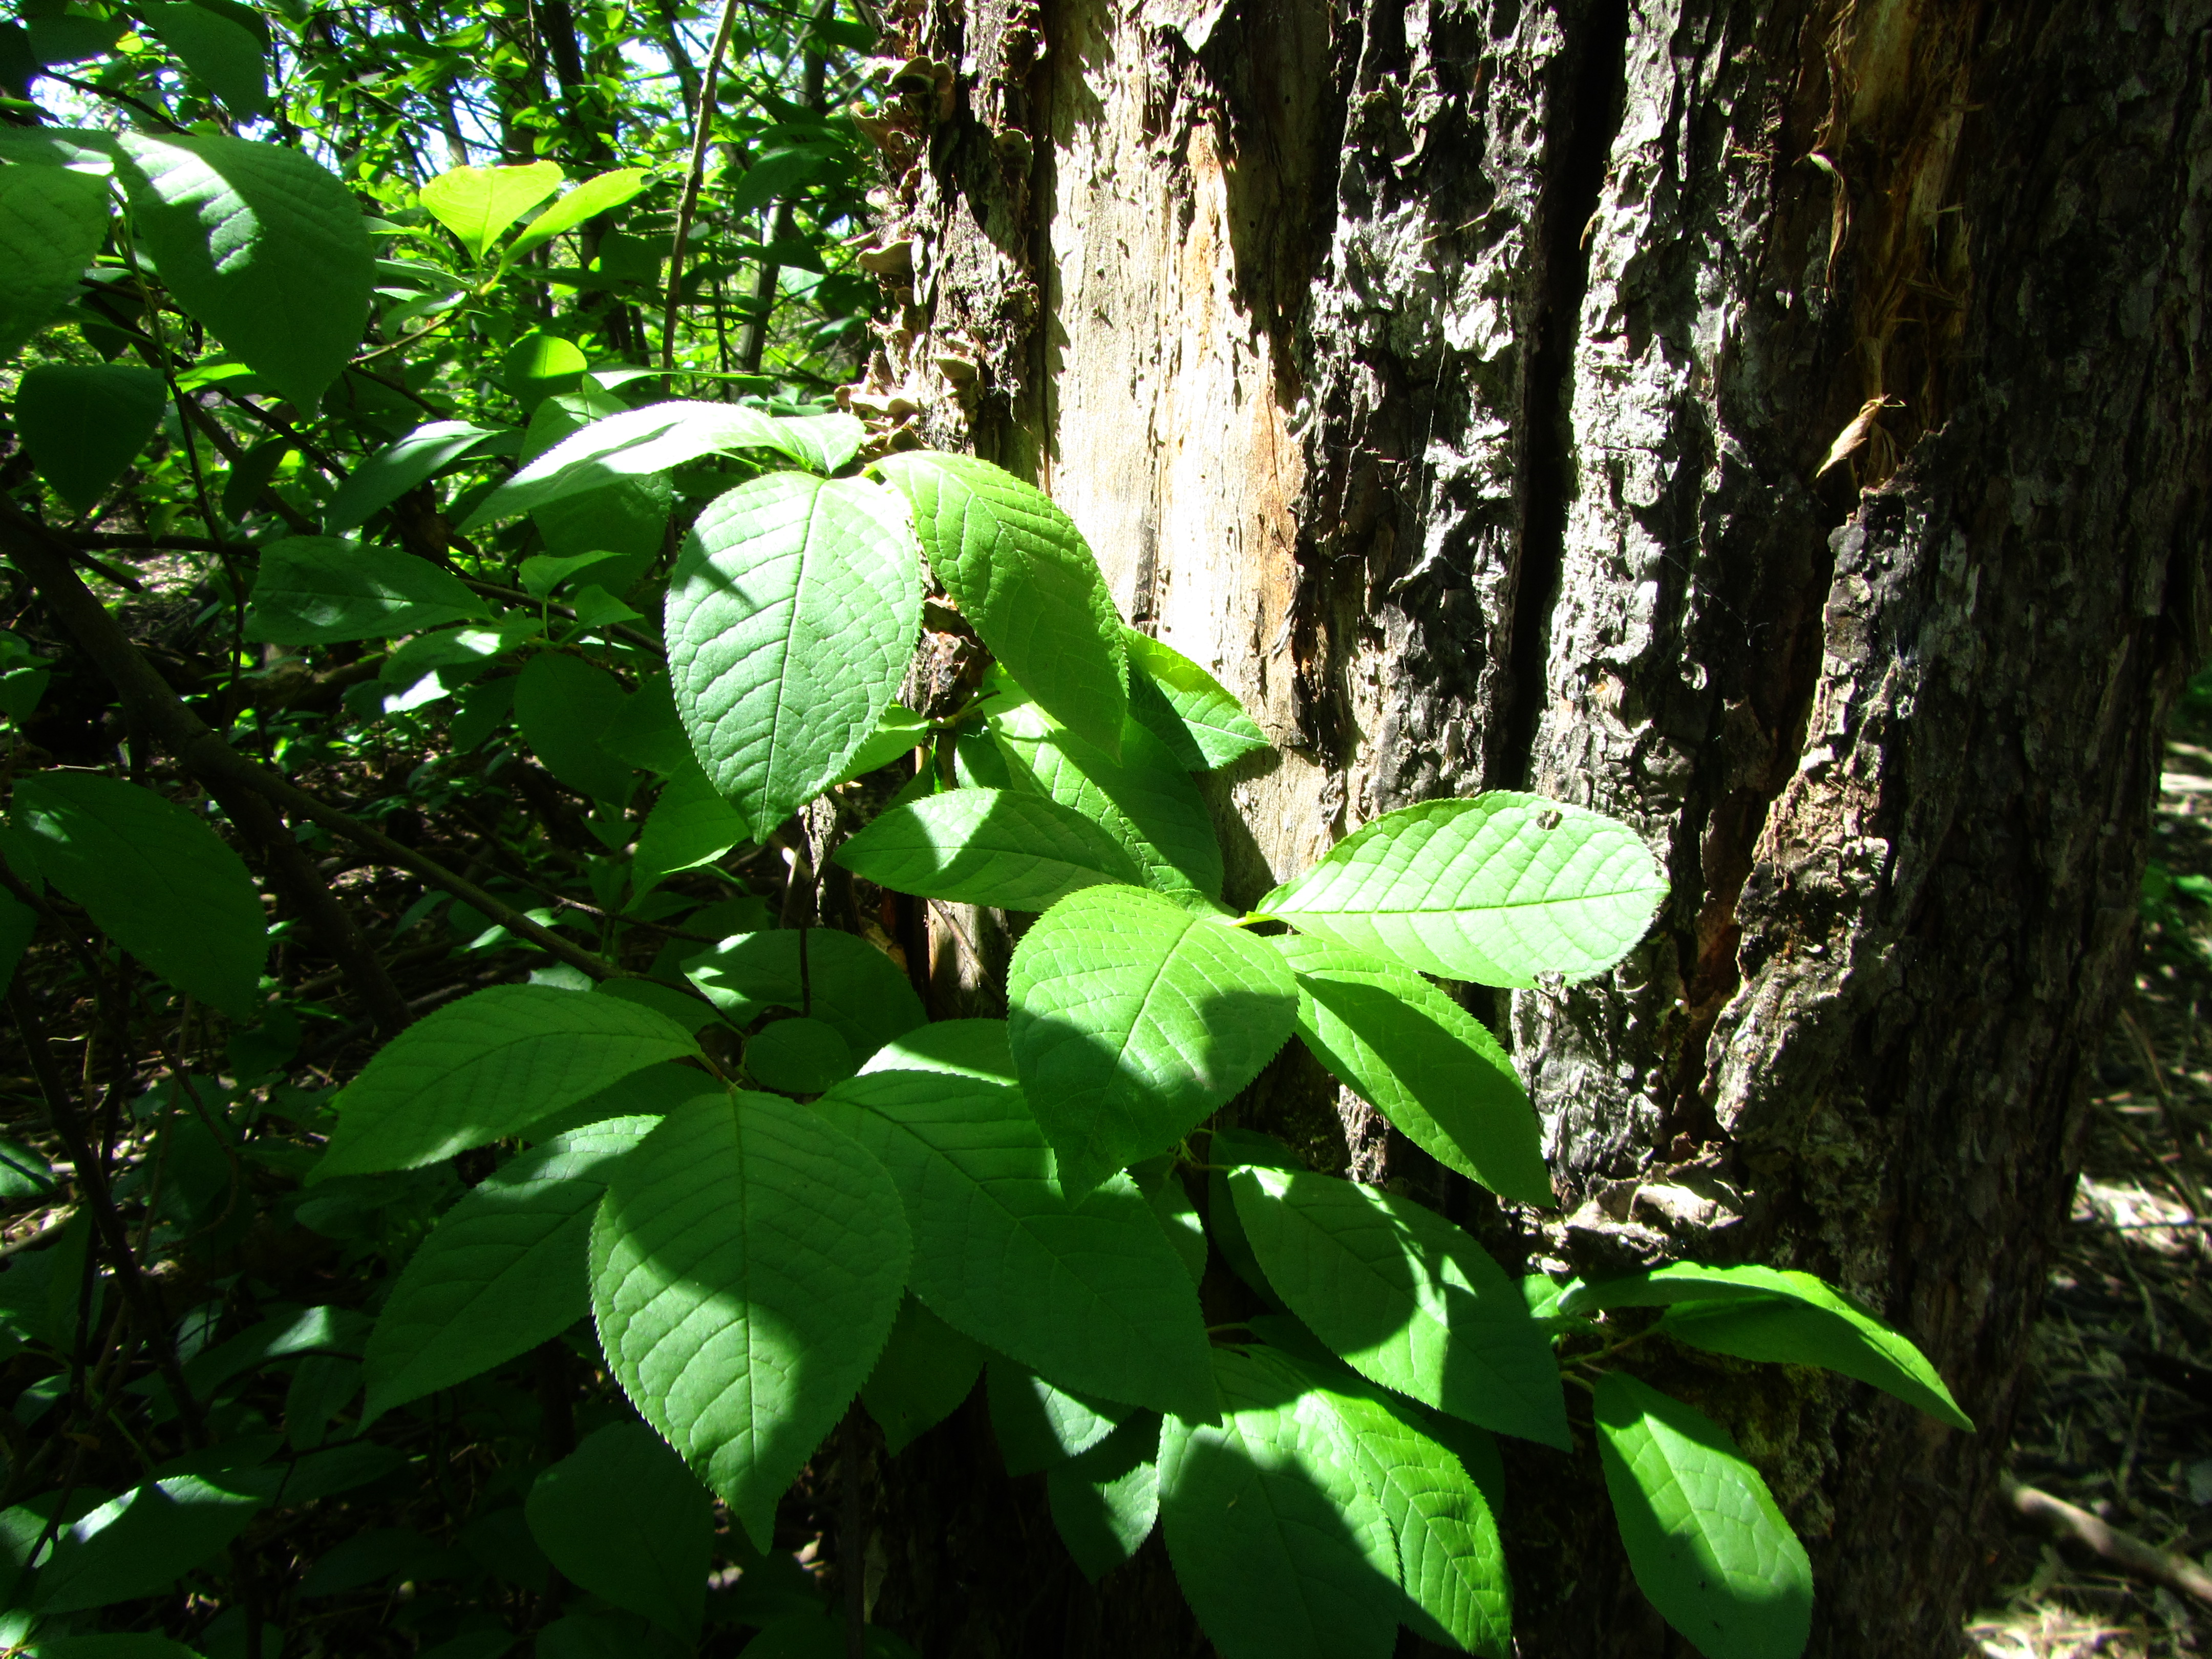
top-left (515, 651), bottom-right (637, 807)
top-left (1225, 1160), bottom-right (1567, 1448)
top-left (1157, 1345), bottom-right (1400, 1659)
top-left (324, 420), bottom-right (508, 536)
top-left (874, 453), bottom-right (1128, 754)
top-left (419, 160), bottom-right (563, 262)
top-left (362, 1116), bottom-right (670, 1418)
top-left (137, 1), bottom-right (267, 115)
top-left (833, 787), bottom-right (1141, 911)
top-left (35, 1475), bottom-right (262, 1612)
top-left (1270, 1349), bottom-right (1511, 1656)
top-left (1007, 885), bottom-right (1296, 1193)
top-left (243, 537), bottom-right (488, 646)
top-left (13, 361), bottom-right (164, 515)
top-left (526, 1421), bottom-right (711, 1640)
top-left (633, 768), bottom-right (748, 891)
top-left (682, 928), bottom-right (923, 1064)
top-left (505, 167), bottom-right (652, 263)
top-left (519, 390), bottom-right (674, 560)
top-left (1593, 1372), bottom-right (1813, 1659)
top-left (13, 772), bottom-right (264, 1018)
top-left (664, 473), bottom-right (921, 840)
top-left (0, 158), bottom-right (111, 361)
top-left (1257, 795), bottom-right (1668, 987)
top-left (1125, 630), bottom-right (1269, 771)
top-left (1273, 934), bottom-right (1551, 1207)
top-left (986, 1358), bottom-right (1132, 1474)
top-left (1561, 1264), bottom-right (1970, 1431)
top-left (985, 689), bottom-right (1223, 902)
top-left (1045, 1413), bottom-right (1161, 1583)
top-left (813, 1065), bottom-right (1216, 1419)
top-left (590, 1092), bottom-right (909, 1551)
top-left (469, 402), bottom-right (859, 526)
top-left (113, 133), bottom-right (372, 409)
top-left (314, 986), bottom-right (700, 1177)
top-left (856, 1017), bottom-right (1014, 1083)
top-left (860, 1293), bottom-right (983, 1455)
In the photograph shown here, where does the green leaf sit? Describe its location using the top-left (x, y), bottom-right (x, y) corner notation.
top-left (1225, 1162), bottom-right (1567, 1448)
top-left (856, 1017), bottom-right (1014, 1084)
top-left (314, 986), bottom-right (699, 1178)
top-left (1593, 1372), bottom-right (1813, 1659)
top-left (0, 162), bottom-right (111, 362)
top-left (725, 147), bottom-right (825, 218)
top-left (468, 402), bottom-right (857, 527)
top-left (600, 674), bottom-right (696, 775)
top-left (24, 13), bottom-right (124, 65)
top-left (13, 361), bottom-right (163, 515)
top-left (986, 691), bottom-right (1223, 902)
top-left (35, 1475), bottom-right (262, 1612)
top-left (1273, 934), bottom-right (1551, 1207)
top-left (665, 472), bottom-right (921, 840)
top-left (502, 331), bottom-right (588, 409)
top-left (419, 160), bottom-right (563, 262)
top-left (515, 651), bottom-right (637, 807)
top-left (526, 1421), bottom-right (711, 1640)
top-left (1125, 630), bottom-right (1269, 771)
top-left (1561, 1264), bottom-right (1970, 1431)
top-left (244, 537), bottom-right (488, 646)
top-left (1130, 1156), bottom-right (1207, 1284)
top-left (505, 167), bottom-right (652, 263)
top-left (14, 772), bottom-right (264, 1018)
top-left (769, 411), bottom-right (864, 475)
top-left (1157, 1345), bottom-right (1400, 1659)
top-left (0, 1130), bottom-right (54, 1202)
top-left (874, 453), bottom-right (1128, 755)
top-left (987, 1358), bottom-right (1132, 1474)
top-left (113, 133), bottom-right (373, 409)
top-left (519, 391), bottom-right (674, 560)
top-left (589, 1092), bottom-right (909, 1551)
top-left (29, 1636), bottom-right (208, 1658)
top-left (534, 1611), bottom-right (688, 1659)
top-left (1269, 1349), bottom-right (1512, 1656)
top-left (633, 767), bottom-right (747, 891)
top-left (519, 1059), bottom-right (719, 1143)
top-left (1007, 885), bottom-right (1296, 1193)
top-left (861, 1293), bottom-right (983, 1455)
top-left (745, 1017), bottom-right (854, 1093)
top-left (682, 928), bottom-right (923, 1064)
top-left (362, 1117), bottom-right (668, 1418)
top-left (1258, 794), bottom-right (1669, 987)
top-left (812, 1065), bottom-right (1216, 1419)
top-left (833, 787), bottom-right (1141, 911)
top-left (136, 1), bottom-right (267, 115)
top-left (1045, 1412), bottom-right (1160, 1582)
top-left (830, 703), bottom-right (929, 785)
top-left (324, 420), bottom-right (507, 537)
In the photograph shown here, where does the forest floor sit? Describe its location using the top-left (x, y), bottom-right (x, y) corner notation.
top-left (1966, 701), bottom-right (2212, 1658)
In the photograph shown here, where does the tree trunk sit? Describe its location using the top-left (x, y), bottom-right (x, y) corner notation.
top-left (851, 0), bottom-right (2212, 1651)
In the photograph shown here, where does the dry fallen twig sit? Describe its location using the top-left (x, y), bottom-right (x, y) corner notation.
top-left (2003, 1475), bottom-right (2212, 1606)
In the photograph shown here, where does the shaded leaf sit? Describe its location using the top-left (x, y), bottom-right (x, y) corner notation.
top-left (1593, 1372), bottom-right (1813, 1659)
top-left (14, 772), bottom-right (264, 1018)
top-left (14, 363), bottom-right (165, 513)
top-left (314, 986), bottom-right (699, 1177)
top-left (590, 1093), bottom-right (908, 1550)
top-left (1008, 885), bottom-right (1296, 1193)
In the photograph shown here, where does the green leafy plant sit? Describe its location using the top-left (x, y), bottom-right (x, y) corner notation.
top-left (0, 15), bottom-right (1973, 1652)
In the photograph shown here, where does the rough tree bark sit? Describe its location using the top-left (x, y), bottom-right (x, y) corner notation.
top-left (841, 0), bottom-right (2212, 1652)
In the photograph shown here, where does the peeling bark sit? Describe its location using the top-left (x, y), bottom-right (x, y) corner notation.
top-left (848, 0), bottom-right (2212, 1651)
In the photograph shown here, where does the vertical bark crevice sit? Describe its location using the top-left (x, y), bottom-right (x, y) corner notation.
top-left (1495, 0), bottom-right (1631, 793)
